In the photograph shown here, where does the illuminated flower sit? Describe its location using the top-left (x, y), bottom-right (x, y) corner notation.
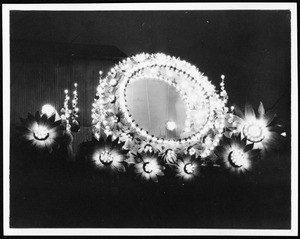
top-left (133, 152), bottom-right (165, 183)
top-left (217, 135), bottom-right (260, 175)
top-left (87, 135), bottom-right (129, 174)
top-left (160, 148), bottom-right (177, 165)
top-left (175, 155), bottom-right (200, 182)
top-left (233, 102), bottom-right (285, 154)
top-left (17, 112), bottom-right (64, 153)
top-left (105, 108), bottom-right (127, 131)
top-left (119, 129), bottom-right (141, 150)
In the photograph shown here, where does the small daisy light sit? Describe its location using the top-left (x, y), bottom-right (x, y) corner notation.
top-left (133, 152), bottom-right (165, 183)
top-left (175, 156), bottom-right (200, 182)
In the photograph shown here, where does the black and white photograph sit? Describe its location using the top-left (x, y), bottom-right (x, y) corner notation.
top-left (3, 3), bottom-right (298, 236)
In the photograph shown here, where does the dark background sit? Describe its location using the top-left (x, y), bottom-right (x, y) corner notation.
top-left (10, 10), bottom-right (291, 228)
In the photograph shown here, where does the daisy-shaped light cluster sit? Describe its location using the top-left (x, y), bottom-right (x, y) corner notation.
top-left (88, 135), bottom-right (129, 174)
top-left (233, 102), bottom-right (285, 154)
top-left (133, 152), bottom-right (165, 183)
top-left (175, 155), bottom-right (200, 182)
top-left (218, 135), bottom-right (260, 175)
top-left (17, 111), bottom-right (64, 153)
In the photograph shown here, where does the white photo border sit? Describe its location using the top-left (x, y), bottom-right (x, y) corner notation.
top-left (3, 2), bottom-right (298, 236)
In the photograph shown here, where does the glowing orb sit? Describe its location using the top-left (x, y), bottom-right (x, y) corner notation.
top-left (143, 161), bottom-right (155, 173)
top-left (41, 104), bottom-right (56, 117)
top-left (243, 122), bottom-right (265, 143)
top-left (184, 163), bottom-right (195, 174)
top-left (99, 151), bottom-right (113, 165)
top-left (229, 150), bottom-right (246, 167)
top-left (166, 121), bottom-right (177, 131)
top-left (33, 126), bottom-right (49, 140)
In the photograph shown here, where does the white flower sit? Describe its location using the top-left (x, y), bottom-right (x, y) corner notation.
top-left (18, 112), bottom-right (64, 153)
top-left (175, 156), bottom-right (200, 182)
top-left (233, 102), bottom-right (284, 154)
top-left (134, 152), bottom-right (165, 183)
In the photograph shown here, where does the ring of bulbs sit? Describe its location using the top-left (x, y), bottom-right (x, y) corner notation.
top-left (92, 53), bottom-right (229, 158)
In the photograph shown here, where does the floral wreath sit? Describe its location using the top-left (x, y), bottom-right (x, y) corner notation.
top-left (91, 53), bottom-right (231, 160)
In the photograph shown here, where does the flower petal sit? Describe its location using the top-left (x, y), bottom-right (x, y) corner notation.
top-left (233, 104), bottom-right (245, 119)
top-left (150, 174), bottom-right (158, 183)
top-left (262, 111), bottom-right (276, 126)
top-left (244, 103), bottom-right (256, 121)
top-left (258, 102), bottom-right (265, 118)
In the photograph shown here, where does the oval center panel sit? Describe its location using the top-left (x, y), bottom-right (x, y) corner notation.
top-left (125, 78), bottom-right (192, 140)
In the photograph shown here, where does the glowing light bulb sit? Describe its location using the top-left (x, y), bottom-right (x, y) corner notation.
top-left (99, 151), bottom-right (113, 165)
top-left (41, 104), bottom-right (56, 117)
top-left (143, 161), bottom-right (155, 173)
top-left (184, 163), bottom-right (195, 174)
top-left (243, 122), bottom-right (264, 143)
top-left (249, 125), bottom-right (260, 137)
top-left (144, 144), bottom-right (153, 153)
top-left (33, 125), bottom-right (49, 140)
top-left (166, 121), bottom-right (176, 131)
top-left (229, 150), bottom-right (246, 167)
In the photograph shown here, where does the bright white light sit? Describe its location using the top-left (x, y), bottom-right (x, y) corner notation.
top-left (184, 163), bottom-right (195, 174)
top-left (248, 124), bottom-right (261, 137)
top-left (221, 75), bottom-right (225, 80)
top-left (166, 121), bottom-right (176, 131)
top-left (243, 122), bottom-right (264, 143)
top-left (99, 151), bottom-right (113, 164)
top-left (230, 150), bottom-right (246, 167)
top-left (143, 161), bottom-right (156, 173)
top-left (41, 104), bottom-right (56, 117)
top-left (281, 132), bottom-right (286, 137)
top-left (33, 125), bottom-right (49, 140)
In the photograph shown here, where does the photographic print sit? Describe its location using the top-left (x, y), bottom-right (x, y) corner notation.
top-left (3, 3), bottom-right (298, 236)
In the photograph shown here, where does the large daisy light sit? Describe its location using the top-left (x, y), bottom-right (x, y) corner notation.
top-left (233, 102), bottom-right (285, 153)
top-left (87, 135), bottom-right (129, 174)
top-left (218, 135), bottom-right (260, 175)
top-left (17, 111), bottom-right (64, 153)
